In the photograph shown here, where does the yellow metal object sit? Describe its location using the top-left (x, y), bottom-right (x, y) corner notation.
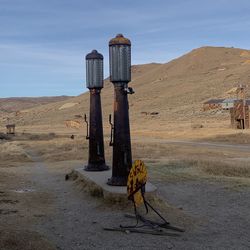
top-left (127, 160), bottom-right (147, 207)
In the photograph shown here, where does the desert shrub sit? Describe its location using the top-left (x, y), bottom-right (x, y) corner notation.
top-left (182, 159), bottom-right (250, 178)
top-left (191, 123), bottom-right (203, 129)
top-left (0, 133), bottom-right (10, 140)
top-left (28, 133), bottom-right (56, 141)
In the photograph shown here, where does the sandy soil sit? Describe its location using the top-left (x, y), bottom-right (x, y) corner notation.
top-left (0, 131), bottom-right (250, 249)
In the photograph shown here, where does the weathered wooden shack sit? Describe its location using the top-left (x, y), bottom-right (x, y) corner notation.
top-left (6, 124), bottom-right (16, 134)
top-left (222, 98), bottom-right (237, 110)
top-left (230, 100), bottom-right (249, 129)
top-left (203, 99), bottom-right (224, 111)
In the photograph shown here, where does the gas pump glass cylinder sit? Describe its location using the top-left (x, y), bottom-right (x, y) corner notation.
top-left (86, 50), bottom-right (104, 89)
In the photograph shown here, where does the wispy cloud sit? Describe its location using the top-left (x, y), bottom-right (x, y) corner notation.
top-left (1, 0), bottom-right (250, 97)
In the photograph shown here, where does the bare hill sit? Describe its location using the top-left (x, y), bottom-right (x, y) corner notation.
top-left (2, 46), bottom-right (250, 131)
top-left (0, 96), bottom-right (72, 113)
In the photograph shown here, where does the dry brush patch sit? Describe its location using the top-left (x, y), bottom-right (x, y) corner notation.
top-left (147, 159), bottom-right (250, 183)
top-left (201, 132), bottom-right (250, 144)
top-left (132, 140), bottom-right (247, 163)
top-left (193, 159), bottom-right (250, 178)
top-left (0, 141), bottom-right (32, 167)
top-left (132, 142), bottom-right (178, 160)
top-left (23, 137), bottom-right (88, 162)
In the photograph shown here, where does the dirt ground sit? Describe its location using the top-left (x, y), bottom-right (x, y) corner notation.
top-left (1, 46), bottom-right (250, 249)
top-left (0, 129), bottom-right (250, 250)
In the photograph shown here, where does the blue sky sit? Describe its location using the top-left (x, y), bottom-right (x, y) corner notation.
top-left (1, 0), bottom-right (250, 97)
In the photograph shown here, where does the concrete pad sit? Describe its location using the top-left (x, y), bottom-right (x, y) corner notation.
top-left (72, 168), bottom-right (157, 203)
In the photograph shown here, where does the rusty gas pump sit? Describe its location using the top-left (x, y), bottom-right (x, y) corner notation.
top-left (107, 34), bottom-right (134, 186)
top-left (84, 50), bottom-right (109, 171)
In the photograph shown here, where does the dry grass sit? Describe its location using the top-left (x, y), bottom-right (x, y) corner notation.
top-left (196, 160), bottom-right (250, 178)
top-left (23, 137), bottom-right (88, 162)
top-left (41, 136), bottom-right (250, 182)
top-left (148, 159), bottom-right (250, 182)
top-left (202, 132), bottom-right (250, 144)
top-left (1, 129), bottom-right (250, 184)
top-left (13, 132), bottom-right (58, 141)
top-left (0, 141), bottom-right (32, 166)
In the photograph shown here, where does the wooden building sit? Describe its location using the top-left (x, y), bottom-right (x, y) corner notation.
top-left (222, 98), bottom-right (237, 110)
top-left (6, 124), bottom-right (15, 135)
top-left (203, 99), bottom-right (224, 111)
top-left (230, 100), bottom-right (249, 129)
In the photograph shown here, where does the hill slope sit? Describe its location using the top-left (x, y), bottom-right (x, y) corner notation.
top-left (1, 46), bottom-right (250, 130)
top-left (0, 96), bottom-right (72, 113)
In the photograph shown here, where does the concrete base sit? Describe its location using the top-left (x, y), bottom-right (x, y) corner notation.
top-left (71, 168), bottom-right (157, 203)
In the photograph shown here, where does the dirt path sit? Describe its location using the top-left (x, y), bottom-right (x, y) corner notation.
top-left (156, 180), bottom-right (250, 249)
top-left (1, 146), bottom-right (250, 249)
top-left (134, 137), bottom-right (250, 152)
top-left (0, 149), bottom-right (184, 250)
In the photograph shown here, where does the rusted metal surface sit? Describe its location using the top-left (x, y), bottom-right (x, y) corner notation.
top-left (85, 49), bottom-right (108, 171)
top-left (109, 34), bottom-right (131, 46)
top-left (85, 89), bottom-right (109, 171)
top-left (107, 34), bottom-right (133, 186)
top-left (86, 49), bottom-right (103, 60)
top-left (109, 34), bottom-right (131, 83)
top-left (107, 84), bottom-right (132, 185)
top-left (84, 114), bottom-right (89, 140)
top-left (108, 114), bottom-right (114, 146)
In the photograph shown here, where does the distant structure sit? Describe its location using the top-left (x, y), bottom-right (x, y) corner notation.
top-left (203, 99), bottom-right (224, 111)
top-left (203, 98), bottom-right (250, 111)
top-left (221, 98), bottom-right (237, 110)
top-left (203, 84), bottom-right (250, 129)
top-left (65, 120), bottom-right (81, 129)
top-left (6, 124), bottom-right (15, 135)
top-left (230, 100), bottom-right (249, 129)
top-left (229, 84), bottom-right (249, 129)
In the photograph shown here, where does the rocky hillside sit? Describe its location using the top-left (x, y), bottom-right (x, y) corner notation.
top-left (1, 46), bottom-right (250, 130)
